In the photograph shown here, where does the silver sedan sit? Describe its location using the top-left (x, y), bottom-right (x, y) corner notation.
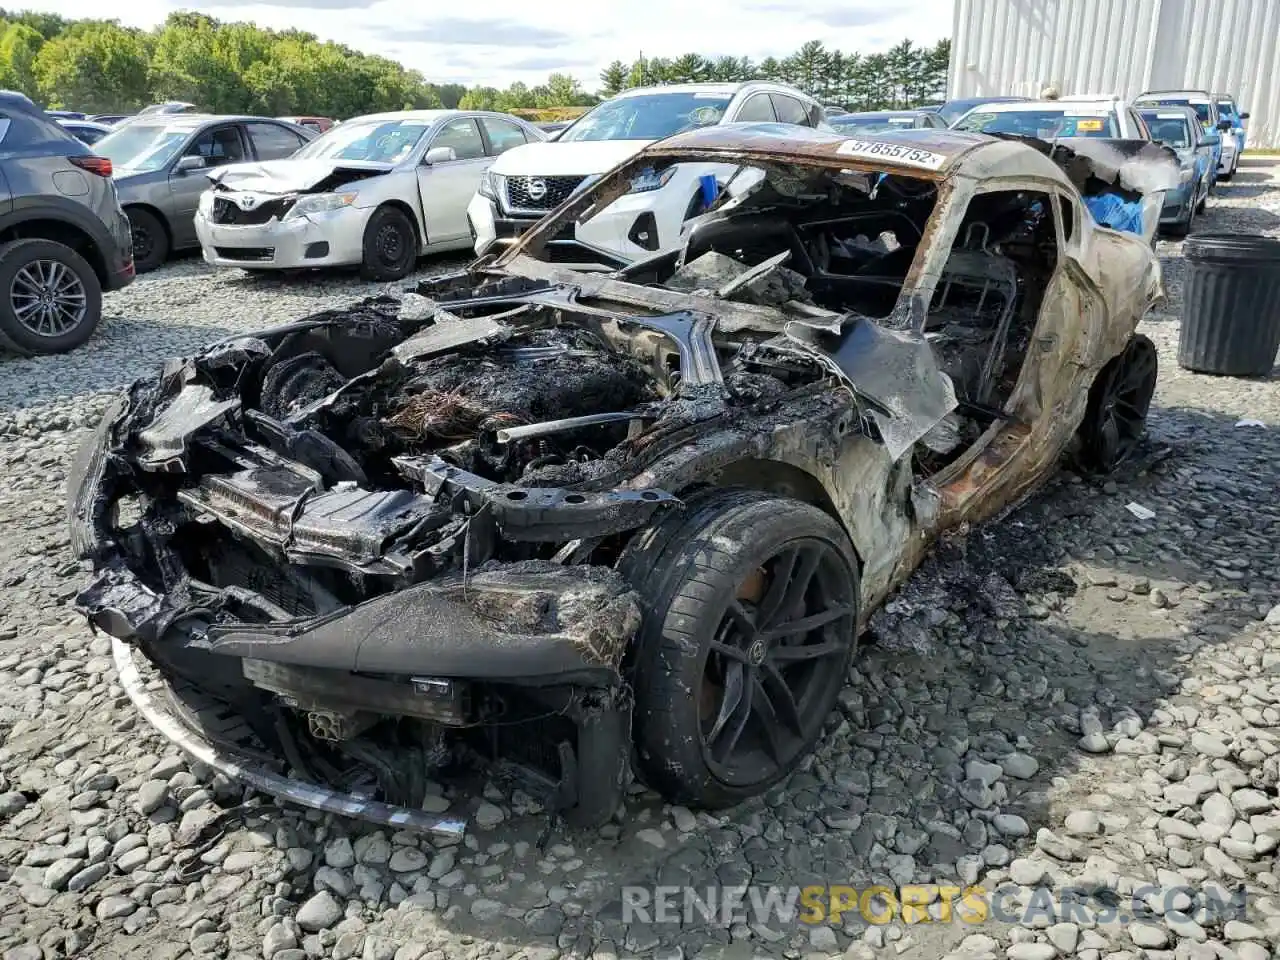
top-left (193, 110), bottom-right (548, 280)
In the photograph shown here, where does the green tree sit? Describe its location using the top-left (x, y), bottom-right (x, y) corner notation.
top-left (669, 53), bottom-right (708, 83)
top-left (0, 22), bottom-right (44, 93)
top-left (459, 86), bottom-right (501, 110)
top-left (33, 23), bottom-right (149, 112)
top-left (540, 72), bottom-right (585, 106)
top-left (599, 59), bottom-right (627, 96)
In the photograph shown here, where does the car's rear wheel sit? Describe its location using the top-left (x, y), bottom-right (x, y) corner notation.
top-left (620, 490), bottom-right (859, 809)
top-left (360, 206), bottom-right (417, 281)
top-left (1076, 333), bottom-right (1158, 474)
top-left (127, 207), bottom-right (169, 273)
top-left (0, 238), bottom-right (103, 355)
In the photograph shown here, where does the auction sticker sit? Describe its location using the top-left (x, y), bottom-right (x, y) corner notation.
top-left (836, 138), bottom-right (947, 170)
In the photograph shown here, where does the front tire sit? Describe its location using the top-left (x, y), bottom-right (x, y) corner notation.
top-left (0, 238), bottom-right (103, 355)
top-left (360, 206), bottom-right (417, 281)
top-left (619, 490), bottom-right (860, 809)
top-left (126, 207), bottom-right (170, 273)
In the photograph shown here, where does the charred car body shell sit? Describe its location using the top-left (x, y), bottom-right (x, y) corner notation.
top-left (70, 126), bottom-right (1166, 834)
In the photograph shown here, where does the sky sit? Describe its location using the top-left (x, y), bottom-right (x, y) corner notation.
top-left (17, 0), bottom-right (954, 90)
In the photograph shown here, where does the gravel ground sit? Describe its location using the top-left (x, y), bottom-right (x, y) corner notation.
top-left (1, 163), bottom-right (1278, 960)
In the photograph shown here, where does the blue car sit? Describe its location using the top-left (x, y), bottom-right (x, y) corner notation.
top-left (1139, 107), bottom-right (1213, 235)
top-left (1135, 90), bottom-right (1228, 192)
top-left (1214, 94), bottom-right (1249, 179)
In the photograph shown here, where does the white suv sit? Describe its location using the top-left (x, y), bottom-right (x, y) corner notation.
top-left (466, 81), bottom-right (826, 267)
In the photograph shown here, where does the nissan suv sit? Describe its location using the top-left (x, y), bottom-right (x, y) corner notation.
top-left (0, 91), bottom-right (134, 355)
top-left (466, 81), bottom-right (828, 268)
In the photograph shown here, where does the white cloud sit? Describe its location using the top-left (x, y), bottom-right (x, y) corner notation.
top-left (22, 0), bottom-right (954, 90)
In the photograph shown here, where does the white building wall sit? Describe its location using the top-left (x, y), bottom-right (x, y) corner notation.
top-left (949, 0), bottom-right (1280, 148)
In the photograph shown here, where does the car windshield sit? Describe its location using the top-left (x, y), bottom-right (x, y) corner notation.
top-left (1142, 115), bottom-right (1191, 148)
top-left (954, 109), bottom-right (1119, 139)
top-left (1217, 101), bottom-right (1236, 120)
top-left (94, 123), bottom-right (192, 172)
top-left (558, 92), bottom-right (732, 142)
top-left (1141, 98), bottom-right (1212, 124)
top-left (293, 119), bottom-right (432, 163)
top-left (830, 115), bottom-right (917, 133)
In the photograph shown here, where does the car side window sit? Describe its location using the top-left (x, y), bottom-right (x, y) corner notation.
top-left (1127, 109), bottom-right (1149, 139)
top-left (479, 117), bottom-right (528, 156)
top-left (1056, 195), bottom-right (1077, 245)
top-left (431, 118), bottom-right (485, 161)
top-left (246, 122), bottom-right (306, 160)
top-left (771, 94), bottom-right (810, 126)
top-left (186, 126), bottom-right (246, 167)
top-left (734, 94), bottom-right (776, 123)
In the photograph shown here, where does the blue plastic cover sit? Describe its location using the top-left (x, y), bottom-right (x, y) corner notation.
top-left (1084, 193), bottom-right (1145, 235)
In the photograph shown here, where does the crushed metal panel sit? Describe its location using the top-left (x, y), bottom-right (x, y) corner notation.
top-left (784, 317), bottom-right (958, 461)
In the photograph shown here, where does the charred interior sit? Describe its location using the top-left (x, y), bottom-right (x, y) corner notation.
top-left (74, 152), bottom-right (1076, 823)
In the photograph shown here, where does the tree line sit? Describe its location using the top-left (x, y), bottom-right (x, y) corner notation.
top-left (0, 9), bottom-right (950, 118)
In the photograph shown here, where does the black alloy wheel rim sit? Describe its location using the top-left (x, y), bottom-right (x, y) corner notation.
top-left (1095, 339), bottom-right (1157, 468)
top-left (11, 259), bottom-right (88, 338)
top-left (375, 223), bottom-right (406, 267)
top-left (699, 538), bottom-right (856, 785)
top-left (132, 224), bottom-right (154, 263)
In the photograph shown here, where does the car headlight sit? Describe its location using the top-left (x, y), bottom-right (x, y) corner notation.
top-left (628, 167), bottom-right (677, 194)
top-left (284, 192), bottom-right (358, 220)
top-left (479, 170), bottom-right (504, 201)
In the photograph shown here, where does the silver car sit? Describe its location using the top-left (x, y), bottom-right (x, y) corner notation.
top-left (192, 110), bottom-right (547, 280)
top-left (94, 115), bottom-right (318, 272)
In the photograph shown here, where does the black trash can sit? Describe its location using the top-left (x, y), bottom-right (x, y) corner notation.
top-left (1178, 233), bottom-right (1280, 376)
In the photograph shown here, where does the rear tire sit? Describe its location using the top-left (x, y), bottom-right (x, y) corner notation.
top-left (360, 206), bottom-right (417, 281)
top-left (0, 238), bottom-right (102, 355)
top-left (619, 490), bottom-right (859, 809)
top-left (127, 207), bottom-right (169, 273)
top-left (1075, 333), bottom-right (1158, 475)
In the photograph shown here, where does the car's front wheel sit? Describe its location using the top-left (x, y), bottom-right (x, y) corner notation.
top-left (126, 207), bottom-right (170, 273)
top-left (620, 490), bottom-right (860, 809)
top-left (0, 238), bottom-right (103, 355)
top-left (360, 206), bottom-right (417, 281)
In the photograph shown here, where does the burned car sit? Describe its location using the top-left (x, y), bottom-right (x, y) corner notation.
top-left (69, 125), bottom-right (1168, 834)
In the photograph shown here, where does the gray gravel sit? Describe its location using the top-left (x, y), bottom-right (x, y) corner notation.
top-left (1, 164), bottom-right (1279, 960)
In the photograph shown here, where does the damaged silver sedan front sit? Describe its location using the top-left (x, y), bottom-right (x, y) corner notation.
top-left (69, 125), bottom-right (1169, 833)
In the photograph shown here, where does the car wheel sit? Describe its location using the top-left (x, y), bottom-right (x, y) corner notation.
top-left (0, 238), bottom-right (103, 355)
top-left (360, 206), bottom-right (417, 281)
top-left (1076, 333), bottom-right (1158, 474)
top-left (619, 490), bottom-right (860, 809)
top-left (127, 208), bottom-right (170, 273)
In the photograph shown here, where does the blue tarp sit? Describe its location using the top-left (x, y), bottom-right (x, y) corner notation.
top-left (1084, 193), bottom-right (1144, 235)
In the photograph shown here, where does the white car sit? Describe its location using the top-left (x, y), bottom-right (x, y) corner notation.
top-left (950, 96), bottom-right (1154, 139)
top-left (193, 110), bottom-right (546, 279)
top-left (466, 82), bottom-right (827, 267)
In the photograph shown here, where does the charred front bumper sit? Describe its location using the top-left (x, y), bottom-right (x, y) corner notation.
top-left (66, 396), bottom-right (659, 831)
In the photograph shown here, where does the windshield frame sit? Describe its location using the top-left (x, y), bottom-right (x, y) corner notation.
top-left (94, 122), bottom-right (197, 173)
top-left (292, 117), bottom-right (436, 164)
top-left (556, 91), bottom-right (734, 143)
